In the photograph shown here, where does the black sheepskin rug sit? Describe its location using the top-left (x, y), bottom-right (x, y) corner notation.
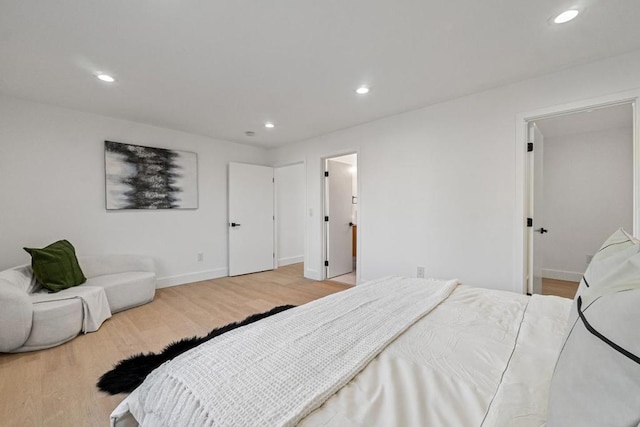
top-left (97, 304), bottom-right (295, 395)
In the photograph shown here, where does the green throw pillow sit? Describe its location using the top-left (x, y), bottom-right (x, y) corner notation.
top-left (23, 240), bottom-right (87, 293)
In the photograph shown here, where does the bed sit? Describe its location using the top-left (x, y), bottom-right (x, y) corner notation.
top-left (109, 229), bottom-right (640, 427)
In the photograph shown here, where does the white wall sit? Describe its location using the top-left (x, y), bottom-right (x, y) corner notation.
top-left (0, 95), bottom-right (268, 287)
top-left (269, 50), bottom-right (640, 292)
top-left (275, 163), bottom-right (305, 266)
top-left (330, 154), bottom-right (358, 224)
top-left (541, 127), bottom-right (633, 281)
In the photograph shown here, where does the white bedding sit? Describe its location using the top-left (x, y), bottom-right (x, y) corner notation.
top-left (110, 281), bottom-right (571, 427)
top-left (301, 286), bottom-right (570, 427)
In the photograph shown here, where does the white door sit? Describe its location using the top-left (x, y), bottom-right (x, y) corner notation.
top-left (528, 124), bottom-right (545, 294)
top-left (326, 159), bottom-right (353, 278)
top-left (228, 162), bottom-right (274, 276)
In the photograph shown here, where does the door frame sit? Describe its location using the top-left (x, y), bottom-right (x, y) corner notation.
top-left (273, 161), bottom-right (306, 270)
top-left (321, 151), bottom-right (360, 283)
top-left (527, 122), bottom-right (545, 295)
top-left (515, 89), bottom-right (640, 294)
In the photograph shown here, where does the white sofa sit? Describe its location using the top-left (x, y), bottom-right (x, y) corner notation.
top-left (0, 255), bottom-right (156, 353)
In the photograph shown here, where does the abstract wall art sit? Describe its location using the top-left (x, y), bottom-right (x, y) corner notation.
top-left (105, 141), bottom-right (198, 210)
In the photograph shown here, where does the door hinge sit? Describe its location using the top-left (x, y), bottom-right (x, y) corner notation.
top-left (324, 260), bottom-right (329, 267)
top-left (324, 171), bottom-right (329, 177)
top-left (527, 217), bottom-right (533, 227)
top-left (324, 216), bottom-right (329, 222)
top-left (273, 215), bottom-right (275, 220)
top-left (527, 142), bottom-right (533, 152)
top-left (272, 177), bottom-right (275, 183)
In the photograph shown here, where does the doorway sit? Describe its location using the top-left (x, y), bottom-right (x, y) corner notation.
top-left (525, 102), bottom-right (634, 296)
top-left (274, 162), bottom-right (306, 278)
top-left (228, 161), bottom-right (307, 278)
top-left (324, 153), bottom-right (358, 285)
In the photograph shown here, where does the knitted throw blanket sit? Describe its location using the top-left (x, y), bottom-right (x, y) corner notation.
top-left (136, 277), bottom-right (458, 426)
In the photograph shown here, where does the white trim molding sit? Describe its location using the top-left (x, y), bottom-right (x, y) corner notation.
top-left (156, 267), bottom-right (228, 288)
top-left (277, 255), bottom-right (304, 267)
top-left (304, 267), bottom-right (321, 281)
top-left (542, 269), bottom-right (583, 283)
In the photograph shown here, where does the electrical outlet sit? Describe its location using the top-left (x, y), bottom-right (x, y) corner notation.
top-left (586, 254), bottom-right (593, 265)
top-left (197, 252), bottom-right (204, 262)
top-left (417, 266), bottom-right (425, 278)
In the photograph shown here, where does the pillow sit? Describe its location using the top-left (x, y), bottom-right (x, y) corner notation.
top-left (547, 290), bottom-right (640, 426)
top-left (547, 229), bottom-right (640, 426)
top-left (566, 228), bottom-right (640, 327)
top-left (23, 240), bottom-right (86, 293)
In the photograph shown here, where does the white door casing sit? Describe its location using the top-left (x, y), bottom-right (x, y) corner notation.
top-left (228, 162), bottom-right (274, 276)
top-left (326, 159), bottom-right (353, 279)
top-left (528, 124), bottom-right (544, 295)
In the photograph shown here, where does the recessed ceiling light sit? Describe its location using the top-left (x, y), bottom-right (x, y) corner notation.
top-left (356, 86), bottom-right (370, 95)
top-left (554, 9), bottom-right (579, 24)
top-left (97, 73), bottom-right (115, 83)
top-left (264, 122), bottom-right (275, 129)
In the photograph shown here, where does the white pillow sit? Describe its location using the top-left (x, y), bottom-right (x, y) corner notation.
top-left (547, 229), bottom-right (640, 426)
top-left (565, 228), bottom-right (640, 327)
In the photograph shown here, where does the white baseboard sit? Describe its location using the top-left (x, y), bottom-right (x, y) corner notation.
top-left (156, 267), bottom-right (228, 289)
top-left (305, 268), bottom-right (321, 281)
top-left (277, 255), bottom-right (304, 267)
top-left (542, 269), bottom-right (583, 283)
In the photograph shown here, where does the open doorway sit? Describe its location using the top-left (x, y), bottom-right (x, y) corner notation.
top-left (525, 103), bottom-right (634, 297)
top-left (324, 153), bottom-right (358, 285)
top-left (274, 162), bottom-right (305, 278)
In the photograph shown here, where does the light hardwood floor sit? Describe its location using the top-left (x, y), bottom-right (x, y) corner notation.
top-left (0, 263), bottom-right (349, 427)
top-left (542, 278), bottom-right (579, 299)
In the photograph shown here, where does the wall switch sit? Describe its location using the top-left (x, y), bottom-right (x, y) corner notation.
top-left (586, 254), bottom-right (593, 265)
top-left (197, 252), bottom-right (204, 262)
top-left (417, 266), bottom-right (425, 278)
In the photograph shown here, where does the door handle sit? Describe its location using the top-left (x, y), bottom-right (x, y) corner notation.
top-left (349, 222), bottom-right (354, 227)
top-left (230, 222), bottom-right (241, 227)
top-left (535, 227), bottom-right (548, 234)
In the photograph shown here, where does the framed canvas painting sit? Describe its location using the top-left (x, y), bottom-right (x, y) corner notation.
top-left (104, 141), bottom-right (198, 210)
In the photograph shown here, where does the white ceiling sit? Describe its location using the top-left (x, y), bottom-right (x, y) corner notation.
top-left (2, 1), bottom-right (640, 148)
top-left (535, 103), bottom-right (633, 138)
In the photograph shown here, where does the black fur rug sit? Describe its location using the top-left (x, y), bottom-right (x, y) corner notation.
top-left (97, 304), bottom-right (295, 395)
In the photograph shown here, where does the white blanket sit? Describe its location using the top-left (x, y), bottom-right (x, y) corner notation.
top-left (111, 281), bottom-right (571, 427)
top-left (133, 277), bottom-right (458, 427)
top-left (31, 285), bottom-right (112, 332)
top-left (299, 286), bottom-right (570, 427)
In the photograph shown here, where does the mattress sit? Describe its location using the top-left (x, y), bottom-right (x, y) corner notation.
top-left (110, 283), bottom-right (571, 427)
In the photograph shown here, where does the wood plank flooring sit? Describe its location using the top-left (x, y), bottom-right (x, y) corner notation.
top-left (542, 278), bottom-right (579, 299)
top-left (0, 263), bottom-right (348, 427)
